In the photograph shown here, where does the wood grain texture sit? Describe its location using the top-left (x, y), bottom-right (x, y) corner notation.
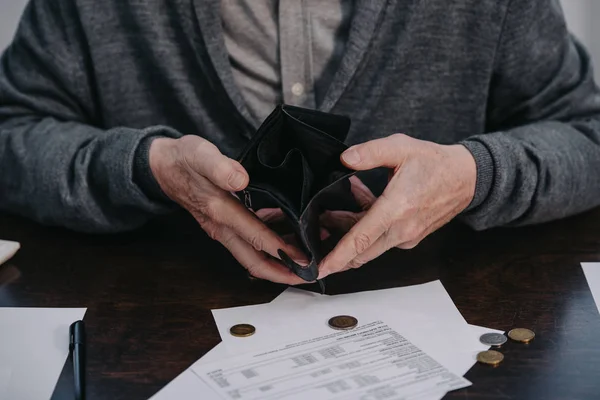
top-left (1, 207), bottom-right (600, 400)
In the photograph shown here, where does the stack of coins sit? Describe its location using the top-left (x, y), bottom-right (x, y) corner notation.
top-left (476, 328), bottom-right (535, 366)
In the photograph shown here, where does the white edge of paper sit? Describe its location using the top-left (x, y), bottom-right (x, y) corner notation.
top-left (581, 262), bottom-right (600, 315)
top-left (0, 240), bottom-right (20, 265)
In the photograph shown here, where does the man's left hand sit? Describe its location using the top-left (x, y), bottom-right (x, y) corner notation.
top-left (318, 134), bottom-right (477, 278)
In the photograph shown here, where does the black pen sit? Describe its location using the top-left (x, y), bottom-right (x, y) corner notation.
top-left (69, 320), bottom-right (86, 400)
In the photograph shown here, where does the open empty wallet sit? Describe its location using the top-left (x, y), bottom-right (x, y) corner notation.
top-left (237, 104), bottom-right (361, 290)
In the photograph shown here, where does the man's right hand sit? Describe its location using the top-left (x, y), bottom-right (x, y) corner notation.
top-left (148, 135), bottom-right (307, 284)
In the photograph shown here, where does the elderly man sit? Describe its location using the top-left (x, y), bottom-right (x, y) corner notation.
top-left (1, 0), bottom-right (599, 283)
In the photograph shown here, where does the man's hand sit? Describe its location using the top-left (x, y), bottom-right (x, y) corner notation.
top-left (318, 134), bottom-right (477, 278)
top-left (149, 135), bottom-right (306, 284)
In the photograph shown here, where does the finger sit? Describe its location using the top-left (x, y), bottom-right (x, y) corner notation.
top-left (349, 176), bottom-right (376, 210)
top-left (341, 134), bottom-right (410, 170)
top-left (341, 231), bottom-right (394, 272)
top-left (217, 226), bottom-right (306, 285)
top-left (255, 208), bottom-right (286, 223)
top-left (211, 195), bottom-right (308, 263)
top-left (320, 229), bottom-right (399, 279)
top-left (318, 199), bottom-right (395, 277)
top-left (185, 136), bottom-right (249, 191)
top-left (327, 229), bottom-right (421, 278)
top-left (320, 210), bottom-right (365, 233)
top-left (320, 227), bottom-right (331, 241)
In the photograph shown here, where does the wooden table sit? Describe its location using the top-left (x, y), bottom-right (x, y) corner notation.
top-left (1, 207), bottom-right (600, 400)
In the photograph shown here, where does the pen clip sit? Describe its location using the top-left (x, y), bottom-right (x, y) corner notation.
top-left (69, 323), bottom-right (75, 353)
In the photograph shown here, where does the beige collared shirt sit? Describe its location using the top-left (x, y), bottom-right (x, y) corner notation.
top-left (222, 0), bottom-right (354, 123)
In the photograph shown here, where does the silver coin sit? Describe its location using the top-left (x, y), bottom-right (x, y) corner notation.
top-left (479, 333), bottom-right (507, 346)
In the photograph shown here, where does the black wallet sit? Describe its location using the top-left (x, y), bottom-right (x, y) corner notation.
top-left (237, 104), bottom-right (361, 287)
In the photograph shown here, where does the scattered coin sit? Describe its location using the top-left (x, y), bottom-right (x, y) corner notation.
top-left (476, 350), bottom-right (504, 366)
top-left (230, 324), bottom-right (256, 337)
top-left (479, 333), bottom-right (507, 347)
top-left (328, 315), bottom-right (358, 330)
top-left (508, 328), bottom-right (535, 343)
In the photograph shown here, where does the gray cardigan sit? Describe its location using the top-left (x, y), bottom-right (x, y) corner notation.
top-left (1, 0), bottom-right (600, 233)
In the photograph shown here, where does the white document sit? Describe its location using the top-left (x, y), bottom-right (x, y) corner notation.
top-left (192, 320), bottom-right (471, 400)
top-left (0, 368), bottom-right (11, 398)
top-left (582, 263), bottom-right (600, 315)
top-left (150, 281), bottom-right (503, 400)
top-left (211, 281), bottom-right (476, 374)
top-left (148, 369), bottom-right (219, 399)
top-left (0, 240), bottom-right (20, 266)
top-left (269, 286), bottom-right (503, 375)
top-left (149, 323), bottom-right (501, 400)
top-left (0, 308), bottom-right (87, 400)
top-left (149, 345), bottom-right (231, 400)
top-left (211, 283), bottom-right (501, 400)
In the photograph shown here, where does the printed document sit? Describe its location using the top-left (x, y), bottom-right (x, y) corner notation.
top-left (192, 320), bottom-right (470, 400)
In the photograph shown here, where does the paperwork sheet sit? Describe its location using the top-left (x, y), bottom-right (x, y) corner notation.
top-left (0, 240), bottom-right (20, 266)
top-left (0, 308), bottom-right (87, 400)
top-left (211, 281), bottom-right (476, 375)
top-left (149, 324), bottom-right (498, 400)
top-left (210, 283), bottom-right (501, 400)
top-left (272, 286), bottom-right (503, 374)
top-left (192, 320), bottom-right (470, 400)
top-left (582, 263), bottom-right (600, 315)
top-left (0, 368), bottom-right (11, 398)
top-left (268, 286), bottom-right (503, 376)
top-left (150, 281), bottom-right (502, 400)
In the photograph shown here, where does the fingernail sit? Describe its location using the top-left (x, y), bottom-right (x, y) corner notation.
top-left (342, 148), bottom-right (361, 165)
top-left (229, 171), bottom-right (246, 190)
top-left (293, 257), bottom-right (309, 266)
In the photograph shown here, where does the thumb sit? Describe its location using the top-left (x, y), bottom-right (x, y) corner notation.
top-left (183, 136), bottom-right (250, 191)
top-left (341, 134), bottom-right (408, 170)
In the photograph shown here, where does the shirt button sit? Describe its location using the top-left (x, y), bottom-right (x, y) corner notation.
top-left (291, 82), bottom-right (304, 96)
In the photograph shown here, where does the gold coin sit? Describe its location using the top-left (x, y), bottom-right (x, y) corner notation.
top-left (230, 324), bottom-right (256, 337)
top-left (508, 328), bottom-right (535, 343)
top-left (328, 315), bottom-right (358, 330)
top-left (476, 350), bottom-right (504, 366)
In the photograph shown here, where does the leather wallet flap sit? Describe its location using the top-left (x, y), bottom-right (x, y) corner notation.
top-left (282, 104), bottom-right (351, 143)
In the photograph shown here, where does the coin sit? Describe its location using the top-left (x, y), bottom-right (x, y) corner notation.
top-left (508, 328), bottom-right (535, 343)
top-left (476, 350), bottom-right (504, 366)
top-left (479, 333), bottom-right (507, 347)
top-left (328, 315), bottom-right (358, 330)
top-left (230, 324), bottom-right (256, 337)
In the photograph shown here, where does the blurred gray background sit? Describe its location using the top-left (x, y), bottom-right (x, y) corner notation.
top-left (0, 0), bottom-right (599, 81)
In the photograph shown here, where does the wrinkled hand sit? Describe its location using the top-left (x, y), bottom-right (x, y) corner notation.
top-left (149, 135), bottom-right (306, 284)
top-left (318, 134), bottom-right (477, 278)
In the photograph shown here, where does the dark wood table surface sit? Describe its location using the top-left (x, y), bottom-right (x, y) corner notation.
top-left (1, 207), bottom-right (600, 400)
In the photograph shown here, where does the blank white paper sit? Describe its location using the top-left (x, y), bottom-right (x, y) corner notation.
top-left (0, 240), bottom-right (20, 266)
top-left (0, 308), bottom-right (87, 400)
top-left (581, 263), bottom-right (600, 315)
top-left (0, 368), bottom-right (11, 398)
